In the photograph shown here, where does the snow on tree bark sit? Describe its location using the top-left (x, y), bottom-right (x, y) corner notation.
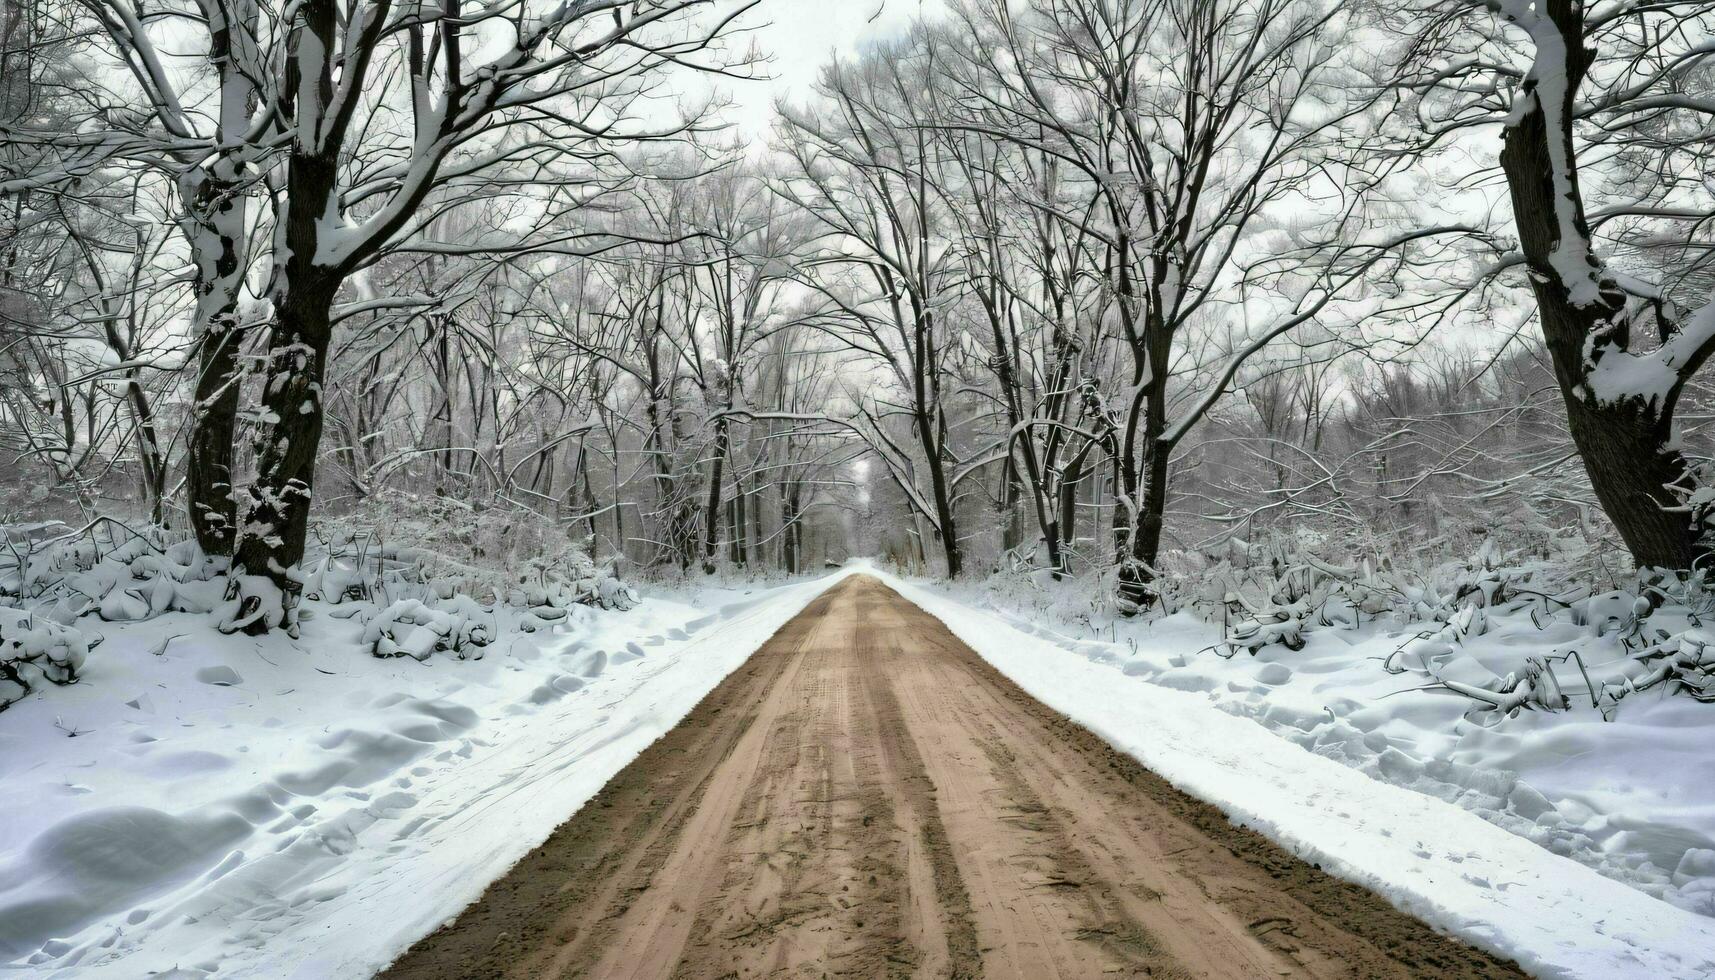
top-left (1495, 0), bottom-right (1712, 569)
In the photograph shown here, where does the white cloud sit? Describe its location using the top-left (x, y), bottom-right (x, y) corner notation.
top-left (715, 0), bottom-right (946, 144)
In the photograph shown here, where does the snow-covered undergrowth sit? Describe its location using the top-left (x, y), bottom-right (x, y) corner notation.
top-left (0, 498), bottom-right (638, 710)
top-left (308, 490), bottom-right (639, 614)
top-left (0, 556), bottom-right (851, 977)
top-left (927, 544), bottom-right (1715, 922)
top-left (1, 606), bottom-right (91, 712)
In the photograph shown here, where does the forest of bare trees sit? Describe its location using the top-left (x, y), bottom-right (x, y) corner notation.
top-left (5, 0), bottom-right (1715, 629)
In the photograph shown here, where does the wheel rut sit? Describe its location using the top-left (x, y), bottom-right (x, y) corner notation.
top-left (381, 575), bottom-right (1526, 980)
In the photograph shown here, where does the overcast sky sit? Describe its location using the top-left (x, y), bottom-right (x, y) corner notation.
top-left (714, 0), bottom-right (945, 143)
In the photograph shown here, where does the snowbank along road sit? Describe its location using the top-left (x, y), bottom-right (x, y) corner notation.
top-left (383, 575), bottom-right (1523, 978)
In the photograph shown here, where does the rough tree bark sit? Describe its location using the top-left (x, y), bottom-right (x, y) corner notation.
top-left (701, 411), bottom-right (729, 573)
top-left (181, 0), bottom-right (257, 556)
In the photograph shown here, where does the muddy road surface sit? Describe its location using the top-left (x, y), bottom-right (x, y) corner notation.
top-left (382, 575), bottom-right (1523, 979)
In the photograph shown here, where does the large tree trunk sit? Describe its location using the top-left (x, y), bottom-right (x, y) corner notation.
top-left (728, 470), bottom-right (750, 567)
top-left (580, 457), bottom-right (599, 556)
top-left (725, 496), bottom-right (741, 566)
top-left (432, 312), bottom-right (455, 484)
top-left (180, 0), bottom-right (255, 557)
top-left (229, 274), bottom-right (336, 630)
top-left (1499, 0), bottom-right (1699, 569)
top-left (999, 456), bottom-right (1021, 554)
top-left (915, 407), bottom-right (962, 578)
top-left (642, 334), bottom-right (685, 568)
top-left (702, 412), bottom-right (729, 573)
top-left (1114, 440), bottom-right (1169, 614)
top-left (119, 360), bottom-right (165, 526)
top-left (226, 124), bottom-right (341, 631)
top-left (1113, 351), bottom-right (1170, 614)
top-left (186, 314), bottom-right (245, 553)
top-left (781, 480), bottom-right (800, 574)
top-left (1059, 441), bottom-right (1091, 557)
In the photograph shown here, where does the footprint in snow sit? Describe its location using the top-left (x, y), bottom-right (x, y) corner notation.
top-left (194, 665), bottom-right (244, 687)
top-left (570, 649), bottom-right (608, 678)
top-left (369, 791), bottom-right (418, 815)
top-left (524, 675), bottom-right (586, 706)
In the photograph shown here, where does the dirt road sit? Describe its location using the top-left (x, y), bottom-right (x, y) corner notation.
top-left (382, 575), bottom-right (1523, 979)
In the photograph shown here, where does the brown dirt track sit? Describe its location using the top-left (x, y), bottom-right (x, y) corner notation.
top-left (382, 575), bottom-right (1525, 979)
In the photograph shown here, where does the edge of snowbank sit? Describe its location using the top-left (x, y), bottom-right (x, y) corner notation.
top-left (2, 568), bottom-right (859, 980)
top-left (873, 568), bottom-right (1715, 980)
top-left (294, 567), bottom-right (862, 980)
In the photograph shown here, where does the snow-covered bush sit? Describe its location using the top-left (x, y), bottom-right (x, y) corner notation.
top-left (1217, 591), bottom-right (1312, 655)
top-left (0, 497), bottom-right (644, 693)
top-left (0, 606), bottom-right (97, 711)
top-left (0, 520), bottom-right (225, 710)
top-left (1145, 530), bottom-right (1715, 723)
top-left (1595, 628), bottom-right (1715, 708)
top-left (1374, 558), bottom-right (1715, 722)
top-left (1, 519), bottom-right (225, 618)
top-left (363, 595), bottom-right (493, 660)
top-left (313, 490), bottom-right (636, 612)
top-left (1162, 535), bottom-right (1352, 656)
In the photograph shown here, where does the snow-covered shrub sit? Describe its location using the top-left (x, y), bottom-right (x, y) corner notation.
top-left (1374, 561), bottom-right (1715, 722)
top-left (1598, 628), bottom-right (1715, 708)
top-left (1166, 535), bottom-right (1354, 655)
top-left (363, 595), bottom-right (494, 660)
top-left (0, 606), bottom-right (97, 711)
top-left (1, 520), bottom-right (225, 618)
top-left (0, 496), bottom-right (645, 696)
top-left (1217, 591), bottom-right (1312, 655)
top-left (1434, 655), bottom-right (1573, 718)
top-left (313, 490), bottom-right (637, 612)
top-left (1169, 534), bottom-right (1715, 719)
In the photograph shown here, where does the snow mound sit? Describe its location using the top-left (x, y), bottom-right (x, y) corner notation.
top-left (0, 807), bottom-right (249, 961)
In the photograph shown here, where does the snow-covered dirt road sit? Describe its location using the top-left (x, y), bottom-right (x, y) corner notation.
top-left (383, 575), bottom-right (1522, 979)
top-left (10, 567), bottom-right (1713, 978)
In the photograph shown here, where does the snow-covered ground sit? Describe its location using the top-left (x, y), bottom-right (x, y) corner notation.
top-left (0, 571), bottom-right (854, 977)
top-left (883, 568), bottom-right (1715, 980)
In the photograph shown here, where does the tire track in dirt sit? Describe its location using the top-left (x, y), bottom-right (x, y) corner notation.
top-left (381, 575), bottom-right (1526, 979)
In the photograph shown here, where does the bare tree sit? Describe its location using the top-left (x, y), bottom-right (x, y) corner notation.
top-left (943, 0), bottom-right (1406, 610)
top-left (776, 34), bottom-right (974, 577)
top-left (8, 0), bottom-right (756, 629)
top-left (1400, 0), bottom-right (1715, 569)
